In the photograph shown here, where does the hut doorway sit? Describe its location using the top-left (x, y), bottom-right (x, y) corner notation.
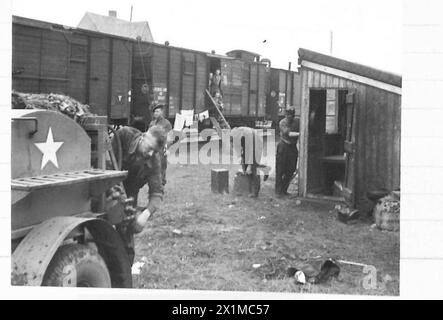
top-left (306, 89), bottom-right (350, 200)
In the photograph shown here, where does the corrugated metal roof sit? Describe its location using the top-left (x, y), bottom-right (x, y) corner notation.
top-left (298, 48), bottom-right (402, 88)
top-left (77, 12), bottom-right (153, 42)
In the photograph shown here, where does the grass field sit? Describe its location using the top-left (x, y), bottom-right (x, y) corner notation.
top-left (134, 143), bottom-right (399, 296)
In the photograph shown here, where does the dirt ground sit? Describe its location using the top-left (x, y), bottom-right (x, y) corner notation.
top-left (134, 143), bottom-right (400, 296)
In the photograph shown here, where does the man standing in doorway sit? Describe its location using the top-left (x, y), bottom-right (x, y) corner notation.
top-left (275, 106), bottom-right (300, 197)
top-left (149, 104), bottom-right (173, 186)
top-left (210, 68), bottom-right (223, 97)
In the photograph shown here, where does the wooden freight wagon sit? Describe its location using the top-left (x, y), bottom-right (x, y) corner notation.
top-left (224, 50), bottom-right (269, 127)
top-left (267, 67), bottom-right (301, 126)
top-left (131, 42), bottom-right (208, 125)
top-left (132, 46), bottom-right (270, 128)
top-left (12, 16), bottom-right (132, 124)
top-left (297, 48), bottom-right (401, 211)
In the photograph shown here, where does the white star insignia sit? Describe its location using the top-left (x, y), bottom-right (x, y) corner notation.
top-left (34, 127), bottom-right (64, 169)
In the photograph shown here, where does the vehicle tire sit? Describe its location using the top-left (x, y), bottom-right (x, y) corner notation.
top-left (42, 243), bottom-right (112, 288)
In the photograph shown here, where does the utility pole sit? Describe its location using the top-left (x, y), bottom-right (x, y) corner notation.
top-left (130, 5), bottom-right (133, 22)
top-left (330, 30), bottom-right (333, 55)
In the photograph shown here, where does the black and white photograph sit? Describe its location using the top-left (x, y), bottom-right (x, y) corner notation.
top-left (3, 0), bottom-right (442, 300)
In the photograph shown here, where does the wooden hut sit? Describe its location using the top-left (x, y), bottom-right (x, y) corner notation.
top-left (297, 48), bottom-right (401, 211)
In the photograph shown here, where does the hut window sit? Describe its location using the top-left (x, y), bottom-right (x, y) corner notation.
top-left (325, 89), bottom-right (338, 134)
top-left (183, 60), bottom-right (195, 75)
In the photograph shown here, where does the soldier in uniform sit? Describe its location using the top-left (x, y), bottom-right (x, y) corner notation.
top-left (210, 69), bottom-right (223, 97)
top-left (275, 106), bottom-right (300, 197)
top-left (149, 104), bottom-right (173, 186)
top-left (111, 125), bottom-right (166, 265)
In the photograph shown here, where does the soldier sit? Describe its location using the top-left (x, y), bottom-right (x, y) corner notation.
top-left (275, 106), bottom-right (300, 197)
top-left (210, 68), bottom-right (223, 97)
top-left (149, 104), bottom-right (173, 186)
top-left (111, 125), bottom-right (166, 265)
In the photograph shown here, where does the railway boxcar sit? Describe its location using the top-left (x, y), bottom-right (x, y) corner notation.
top-left (224, 50), bottom-right (269, 127)
top-left (12, 16), bottom-right (133, 124)
top-left (12, 15), bottom-right (301, 130)
top-left (132, 46), bottom-right (271, 128)
top-left (267, 67), bottom-right (301, 126)
top-left (131, 41), bottom-right (208, 127)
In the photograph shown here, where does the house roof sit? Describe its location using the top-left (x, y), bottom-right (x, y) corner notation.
top-left (298, 48), bottom-right (402, 88)
top-left (77, 12), bottom-right (153, 42)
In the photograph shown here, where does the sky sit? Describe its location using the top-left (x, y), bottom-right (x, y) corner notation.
top-left (11, 0), bottom-right (402, 73)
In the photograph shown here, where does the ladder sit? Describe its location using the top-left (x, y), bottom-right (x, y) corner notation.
top-left (205, 89), bottom-right (231, 133)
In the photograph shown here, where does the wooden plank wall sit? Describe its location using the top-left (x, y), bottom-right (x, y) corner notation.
top-left (266, 69), bottom-right (278, 120)
top-left (12, 23), bottom-right (133, 122)
top-left (12, 24), bottom-right (70, 95)
top-left (299, 68), bottom-right (401, 209)
top-left (248, 64), bottom-right (258, 117)
top-left (152, 45), bottom-right (169, 118)
top-left (110, 39), bottom-right (132, 120)
top-left (131, 42), bottom-right (153, 121)
top-left (228, 60), bottom-right (244, 116)
top-left (168, 47), bottom-right (181, 116)
top-left (220, 59), bottom-right (233, 115)
top-left (149, 46), bottom-right (207, 117)
top-left (220, 59), bottom-right (267, 118)
top-left (268, 69), bottom-right (301, 118)
top-left (292, 72), bottom-right (302, 115)
top-left (66, 34), bottom-right (88, 104)
top-left (241, 63), bottom-right (250, 116)
top-left (257, 64), bottom-right (267, 117)
top-left (12, 25), bottom-right (41, 92)
top-left (39, 29), bottom-right (70, 94)
top-left (195, 53), bottom-right (207, 114)
top-left (182, 51), bottom-right (195, 110)
top-left (88, 37), bottom-right (112, 118)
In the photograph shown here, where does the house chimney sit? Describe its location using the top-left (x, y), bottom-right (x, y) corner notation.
top-left (109, 10), bottom-right (117, 18)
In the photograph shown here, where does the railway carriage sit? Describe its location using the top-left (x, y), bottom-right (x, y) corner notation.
top-left (12, 15), bottom-right (301, 129)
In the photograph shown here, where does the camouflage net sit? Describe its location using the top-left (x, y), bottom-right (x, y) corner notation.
top-left (12, 91), bottom-right (95, 124)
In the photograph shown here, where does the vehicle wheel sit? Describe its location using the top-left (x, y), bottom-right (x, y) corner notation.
top-left (42, 243), bottom-right (112, 288)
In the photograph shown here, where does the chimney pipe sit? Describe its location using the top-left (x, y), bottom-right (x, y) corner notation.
top-left (109, 10), bottom-right (117, 18)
